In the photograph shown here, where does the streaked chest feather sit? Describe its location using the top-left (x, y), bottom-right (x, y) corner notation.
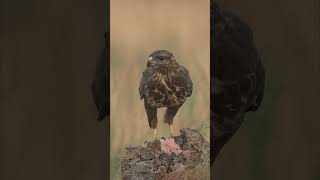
top-left (145, 66), bottom-right (187, 107)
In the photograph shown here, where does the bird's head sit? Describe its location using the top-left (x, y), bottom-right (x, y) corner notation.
top-left (147, 50), bottom-right (176, 67)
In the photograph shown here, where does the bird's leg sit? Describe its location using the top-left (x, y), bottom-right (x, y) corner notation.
top-left (144, 100), bottom-right (158, 141)
top-left (164, 106), bottom-right (181, 138)
top-left (168, 124), bottom-right (173, 138)
top-left (153, 128), bottom-right (158, 140)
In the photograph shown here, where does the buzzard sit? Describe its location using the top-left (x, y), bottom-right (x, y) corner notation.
top-left (139, 50), bottom-right (193, 140)
top-left (211, 1), bottom-right (266, 164)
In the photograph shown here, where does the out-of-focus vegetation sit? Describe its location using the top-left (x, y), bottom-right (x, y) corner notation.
top-left (110, 0), bottom-right (210, 179)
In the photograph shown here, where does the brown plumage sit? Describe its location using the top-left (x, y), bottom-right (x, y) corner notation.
top-left (139, 50), bottom-right (193, 139)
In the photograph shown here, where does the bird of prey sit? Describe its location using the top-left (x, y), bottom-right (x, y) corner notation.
top-left (211, 1), bottom-right (266, 164)
top-left (92, 32), bottom-right (110, 121)
top-left (139, 50), bottom-right (193, 140)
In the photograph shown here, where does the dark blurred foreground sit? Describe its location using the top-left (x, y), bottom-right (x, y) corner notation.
top-left (213, 0), bottom-right (320, 180)
top-left (1, 0), bottom-right (108, 179)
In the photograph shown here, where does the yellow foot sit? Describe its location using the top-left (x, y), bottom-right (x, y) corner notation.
top-left (168, 125), bottom-right (173, 138)
top-left (153, 128), bottom-right (158, 141)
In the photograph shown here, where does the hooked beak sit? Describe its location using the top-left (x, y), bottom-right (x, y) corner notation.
top-left (147, 56), bottom-right (153, 67)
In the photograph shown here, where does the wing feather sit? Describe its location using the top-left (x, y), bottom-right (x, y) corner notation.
top-left (139, 67), bottom-right (155, 99)
top-left (178, 65), bottom-right (193, 97)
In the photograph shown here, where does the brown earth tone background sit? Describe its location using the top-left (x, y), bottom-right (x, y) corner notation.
top-left (110, 0), bottom-right (210, 179)
top-left (1, 0), bottom-right (108, 179)
top-left (212, 0), bottom-right (320, 180)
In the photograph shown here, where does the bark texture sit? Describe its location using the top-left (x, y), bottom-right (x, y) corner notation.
top-left (121, 128), bottom-right (210, 180)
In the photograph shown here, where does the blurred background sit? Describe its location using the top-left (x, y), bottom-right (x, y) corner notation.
top-left (212, 0), bottom-right (320, 180)
top-left (110, 0), bottom-right (210, 179)
top-left (1, 0), bottom-right (108, 179)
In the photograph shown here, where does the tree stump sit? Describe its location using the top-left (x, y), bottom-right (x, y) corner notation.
top-left (121, 128), bottom-right (210, 180)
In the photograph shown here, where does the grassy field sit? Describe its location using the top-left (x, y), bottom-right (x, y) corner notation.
top-left (110, 0), bottom-right (210, 179)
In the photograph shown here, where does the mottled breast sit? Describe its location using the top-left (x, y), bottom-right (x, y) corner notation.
top-left (140, 63), bottom-right (193, 108)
